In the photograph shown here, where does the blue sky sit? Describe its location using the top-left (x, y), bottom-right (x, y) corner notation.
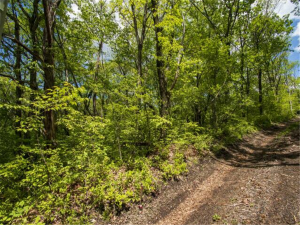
top-left (289, 20), bottom-right (300, 62)
top-left (275, 0), bottom-right (300, 76)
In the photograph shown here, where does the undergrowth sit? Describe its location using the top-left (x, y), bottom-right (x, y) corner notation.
top-left (0, 85), bottom-right (296, 224)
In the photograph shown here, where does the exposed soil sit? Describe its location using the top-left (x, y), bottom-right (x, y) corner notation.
top-left (104, 117), bottom-right (300, 225)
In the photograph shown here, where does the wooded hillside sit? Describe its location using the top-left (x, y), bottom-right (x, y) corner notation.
top-left (0, 0), bottom-right (299, 223)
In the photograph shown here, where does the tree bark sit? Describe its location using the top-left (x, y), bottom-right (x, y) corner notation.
top-left (14, 14), bottom-right (23, 139)
top-left (0, 0), bottom-right (8, 43)
top-left (28, 0), bottom-right (40, 92)
top-left (29, 32), bottom-right (38, 92)
top-left (258, 68), bottom-right (263, 115)
top-left (151, 0), bottom-right (169, 118)
top-left (246, 67), bottom-right (250, 119)
top-left (42, 0), bottom-right (61, 146)
top-left (131, 2), bottom-right (149, 80)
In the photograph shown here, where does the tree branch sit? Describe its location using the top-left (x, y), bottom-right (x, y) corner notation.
top-left (2, 34), bottom-right (44, 62)
top-left (0, 73), bottom-right (16, 80)
top-left (17, 0), bottom-right (30, 19)
top-left (190, 0), bottom-right (218, 32)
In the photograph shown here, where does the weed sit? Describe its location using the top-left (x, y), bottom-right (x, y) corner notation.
top-left (212, 214), bottom-right (221, 222)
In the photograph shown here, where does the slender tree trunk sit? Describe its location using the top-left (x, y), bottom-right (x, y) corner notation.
top-left (92, 41), bottom-right (103, 116)
top-left (100, 94), bottom-right (105, 119)
top-left (240, 50), bottom-right (245, 118)
top-left (137, 43), bottom-right (143, 79)
top-left (286, 76), bottom-right (293, 114)
top-left (212, 72), bottom-right (217, 129)
top-left (131, 1), bottom-right (149, 81)
top-left (29, 0), bottom-right (40, 93)
top-left (93, 93), bottom-right (97, 116)
top-left (258, 68), bottom-right (263, 115)
top-left (14, 18), bottom-right (23, 138)
top-left (202, 94), bottom-right (211, 126)
top-left (246, 67), bottom-right (250, 120)
top-left (43, 40), bottom-right (56, 144)
top-left (195, 67), bottom-right (202, 125)
top-left (29, 32), bottom-right (38, 92)
top-left (288, 87), bottom-right (293, 113)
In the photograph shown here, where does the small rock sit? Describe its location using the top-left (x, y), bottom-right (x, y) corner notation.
top-left (242, 198), bottom-right (249, 204)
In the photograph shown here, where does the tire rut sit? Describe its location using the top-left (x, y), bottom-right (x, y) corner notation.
top-left (156, 164), bottom-right (234, 225)
top-left (108, 118), bottom-right (300, 225)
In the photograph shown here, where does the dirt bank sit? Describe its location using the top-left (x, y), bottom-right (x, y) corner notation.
top-left (104, 117), bottom-right (300, 225)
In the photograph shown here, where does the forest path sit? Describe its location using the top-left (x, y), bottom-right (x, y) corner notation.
top-left (112, 117), bottom-right (300, 225)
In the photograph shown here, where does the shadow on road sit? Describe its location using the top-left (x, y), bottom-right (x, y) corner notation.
top-left (215, 119), bottom-right (300, 168)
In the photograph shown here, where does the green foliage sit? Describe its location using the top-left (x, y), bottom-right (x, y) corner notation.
top-left (160, 152), bottom-right (187, 180)
top-left (0, 0), bottom-right (299, 223)
top-left (0, 85), bottom-right (191, 223)
top-left (212, 214), bottom-right (222, 222)
top-left (221, 118), bottom-right (257, 142)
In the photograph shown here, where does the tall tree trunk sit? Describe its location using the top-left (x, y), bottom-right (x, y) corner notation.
top-left (29, 32), bottom-right (38, 92)
top-left (246, 67), bottom-right (250, 120)
top-left (100, 94), bottom-right (105, 119)
top-left (194, 67), bottom-right (202, 125)
top-left (131, 1), bottom-right (149, 81)
top-left (42, 0), bottom-right (61, 146)
top-left (92, 41), bottom-right (103, 116)
top-left (0, 0), bottom-right (8, 43)
top-left (258, 68), bottom-right (263, 115)
top-left (28, 0), bottom-right (40, 93)
top-left (43, 40), bottom-right (56, 145)
top-left (212, 72), bottom-right (217, 129)
top-left (93, 93), bottom-right (97, 116)
top-left (14, 17), bottom-right (23, 139)
top-left (137, 43), bottom-right (143, 79)
top-left (240, 48), bottom-right (245, 118)
top-left (285, 76), bottom-right (293, 114)
top-left (151, 0), bottom-right (169, 118)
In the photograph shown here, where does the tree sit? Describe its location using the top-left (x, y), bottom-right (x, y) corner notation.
top-left (0, 0), bottom-right (298, 222)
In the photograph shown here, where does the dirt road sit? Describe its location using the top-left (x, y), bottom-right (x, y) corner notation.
top-left (113, 118), bottom-right (300, 224)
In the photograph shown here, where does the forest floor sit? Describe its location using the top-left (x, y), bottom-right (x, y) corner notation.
top-left (105, 117), bottom-right (300, 225)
